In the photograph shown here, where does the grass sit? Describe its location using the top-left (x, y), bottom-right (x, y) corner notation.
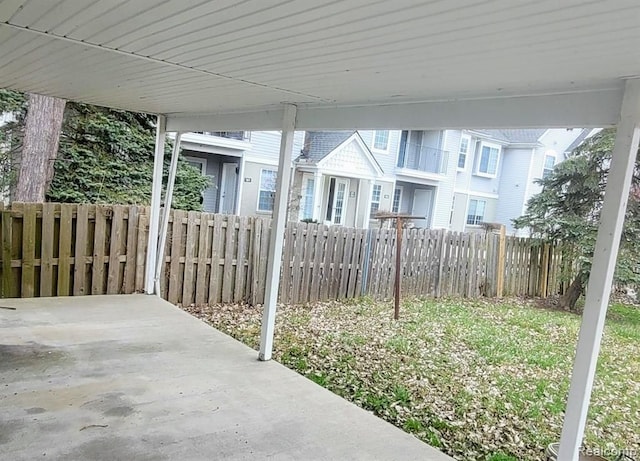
top-left (185, 298), bottom-right (640, 461)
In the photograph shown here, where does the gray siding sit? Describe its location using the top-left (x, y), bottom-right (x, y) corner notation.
top-left (495, 147), bottom-right (534, 234)
top-left (359, 130), bottom-right (401, 178)
top-left (246, 131), bottom-right (305, 165)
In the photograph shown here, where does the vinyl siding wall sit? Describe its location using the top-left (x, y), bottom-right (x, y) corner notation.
top-left (495, 147), bottom-right (535, 234)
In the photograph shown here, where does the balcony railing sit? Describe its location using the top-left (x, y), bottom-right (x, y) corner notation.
top-left (196, 131), bottom-right (249, 141)
top-left (397, 143), bottom-right (448, 175)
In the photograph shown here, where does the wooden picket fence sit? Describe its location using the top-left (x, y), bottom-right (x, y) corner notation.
top-left (0, 203), bottom-right (575, 305)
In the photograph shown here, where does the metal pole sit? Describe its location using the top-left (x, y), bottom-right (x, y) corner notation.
top-left (259, 104), bottom-right (297, 361)
top-left (145, 115), bottom-right (166, 295)
top-left (154, 132), bottom-right (182, 296)
top-left (394, 217), bottom-right (402, 320)
top-left (558, 78), bottom-right (640, 461)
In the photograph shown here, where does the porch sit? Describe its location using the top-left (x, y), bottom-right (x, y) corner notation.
top-left (0, 294), bottom-right (451, 461)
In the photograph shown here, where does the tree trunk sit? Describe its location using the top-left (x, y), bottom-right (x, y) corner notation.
top-left (559, 275), bottom-right (584, 311)
top-left (14, 93), bottom-right (66, 202)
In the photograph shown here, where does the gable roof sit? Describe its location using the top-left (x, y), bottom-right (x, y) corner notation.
top-left (474, 129), bottom-right (548, 144)
top-left (563, 129), bottom-right (594, 156)
top-left (301, 131), bottom-right (356, 163)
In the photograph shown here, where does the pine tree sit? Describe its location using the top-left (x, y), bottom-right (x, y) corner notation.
top-left (514, 129), bottom-right (640, 310)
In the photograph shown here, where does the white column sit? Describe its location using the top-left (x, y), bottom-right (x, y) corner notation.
top-left (154, 132), bottom-right (182, 295)
top-left (235, 157), bottom-right (246, 215)
top-left (259, 104), bottom-right (297, 361)
top-left (145, 115), bottom-right (167, 295)
top-left (312, 171), bottom-right (322, 221)
top-left (558, 79), bottom-right (640, 461)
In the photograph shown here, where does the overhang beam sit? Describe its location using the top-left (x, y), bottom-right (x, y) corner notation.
top-left (166, 88), bottom-right (623, 132)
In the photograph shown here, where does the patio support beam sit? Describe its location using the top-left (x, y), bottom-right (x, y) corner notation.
top-left (259, 104), bottom-right (297, 361)
top-left (558, 78), bottom-right (640, 461)
top-left (145, 115), bottom-right (167, 295)
top-left (154, 132), bottom-right (182, 295)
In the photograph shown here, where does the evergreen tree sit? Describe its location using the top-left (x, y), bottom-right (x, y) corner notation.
top-left (514, 129), bottom-right (640, 310)
top-left (0, 89), bottom-right (208, 211)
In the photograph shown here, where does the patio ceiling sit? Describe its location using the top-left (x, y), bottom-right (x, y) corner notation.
top-left (1, 0), bottom-right (639, 130)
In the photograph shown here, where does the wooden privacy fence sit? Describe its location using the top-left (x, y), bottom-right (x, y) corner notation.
top-left (0, 203), bottom-right (574, 305)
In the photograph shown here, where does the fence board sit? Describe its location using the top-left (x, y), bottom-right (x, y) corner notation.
top-left (57, 204), bottom-right (73, 296)
top-left (234, 216), bottom-right (249, 303)
top-left (21, 204), bottom-right (37, 297)
top-left (107, 205), bottom-right (125, 294)
top-left (182, 211), bottom-right (198, 305)
top-left (2, 211), bottom-right (13, 297)
top-left (195, 213), bottom-right (210, 305)
top-left (74, 205), bottom-right (89, 295)
top-left (123, 206), bottom-right (138, 293)
top-left (40, 203), bottom-right (55, 296)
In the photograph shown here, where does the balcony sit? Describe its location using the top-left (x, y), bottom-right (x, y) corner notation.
top-left (397, 143), bottom-right (448, 176)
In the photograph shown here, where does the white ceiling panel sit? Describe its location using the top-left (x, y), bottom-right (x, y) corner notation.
top-left (0, 0), bottom-right (639, 129)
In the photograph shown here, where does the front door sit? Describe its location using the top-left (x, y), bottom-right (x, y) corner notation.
top-left (219, 163), bottom-right (238, 214)
top-left (411, 188), bottom-right (434, 228)
top-left (325, 177), bottom-right (349, 225)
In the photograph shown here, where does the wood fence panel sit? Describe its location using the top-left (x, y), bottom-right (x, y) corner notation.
top-left (1, 203), bottom-right (577, 306)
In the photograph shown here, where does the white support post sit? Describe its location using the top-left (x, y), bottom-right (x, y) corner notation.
top-left (145, 115), bottom-right (167, 295)
top-left (259, 104), bottom-right (297, 361)
top-left (558, 79), bottom-right (640, 461)
top-left (154, 132), bottom-right (182, 295)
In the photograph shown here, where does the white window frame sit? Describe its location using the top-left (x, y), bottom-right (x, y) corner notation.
top-left (475, 142), bottom-right (501, 178)
top-left (542, 152), bottom-right (556, 179)
top-left (457, 134), bottom-right (471, 171)
top-left (392, 186), bottom-right (403, 213)
top-left (370, 184), bottom-right (382, 215)
top-left (466, 199), bottom-right (487, 226)
top-left (372, 130), bottom-right (390, 153)
top-left (299, 174), bottom-right (316, 220)
top-left (184, 156), bottom-right (207, 175)
top-left (257, 168), bottom-right (277, 213)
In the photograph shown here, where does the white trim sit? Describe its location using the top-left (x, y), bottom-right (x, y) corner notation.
top-left (244, 153), bottom-right (279, 166)
top-left (235, 157), bottom-right (245, 216)
top-left (453, 189), bottom-right (499, 199)
top-left (166, 89), bottom-right (623, 132)
top-left (457, 134), bottom-right (472, 171)
top-left (184, 156), bottom-right (207, 175)
top-left (145, 115), bottom-right (166, 295)
top-left (371, 130), bottom-right (390, 153)
top-left (542, 150), bottom-right (557, 179)
top-left (256, 168), bottom-right (278, 213)
top-left (316, 132), bottom-right (384, 177)
top-left (475, 141), bottom-right (502, 178)
top-left (299, 173), bottom-right (316, 221)
top-left (466, 198), bottom-right (487, 226)
top-left (312, 172), bottom-right (323, 221)
top-left (392, 185), bottom-right (403, 213)
top-left (259, 104), bottom-right (297, 362)
top-left (558, 78), bottom-right (640, 461)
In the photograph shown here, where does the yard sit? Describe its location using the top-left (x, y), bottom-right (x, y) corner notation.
top-left (185, 298), bottom-right (640, 461)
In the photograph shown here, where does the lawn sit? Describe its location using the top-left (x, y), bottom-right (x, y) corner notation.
top-left (184, 298), bottom-right (640, 461)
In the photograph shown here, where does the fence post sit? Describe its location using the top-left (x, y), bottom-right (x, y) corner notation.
top-left (1, 210), bottom-right (12, 297)
top-left (539, 243), bottom-right (550, 297)
top-left (495, 225), bottom-right (506, 298)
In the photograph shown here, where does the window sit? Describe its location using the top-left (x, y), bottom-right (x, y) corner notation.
top-left (185, 157), bottom-right (206, 175)
top-left (373, 131), bottom-right (389, 151)
top-left (258, 169), bottom-right (277, 212)
top-left (300, 176), bottom-right (315, 220)
top-left (466, 199), bottom-right (486, 225)
top-left (392, 187), bottom-right (403, 213)
top-left (370, 184), bottom-right (382, 214)
top-left (543, 153), bottom-right (556, 179)
top-left (458, 135), bottom-right (470, 170)
top-left (477, 144), bottom-right (500, 176)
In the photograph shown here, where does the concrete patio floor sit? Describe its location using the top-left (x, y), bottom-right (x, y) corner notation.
top-left (1, 294), bottom-right (452, 460)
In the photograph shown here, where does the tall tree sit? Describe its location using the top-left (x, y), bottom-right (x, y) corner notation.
top-left (513, 129), bottom-right (640, 310)
top-left (0, 89), bottom-right (209, 210)
top-left (15, 93), bottom-right (66, 202)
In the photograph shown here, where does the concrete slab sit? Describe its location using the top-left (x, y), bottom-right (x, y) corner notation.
top-left (0, 295), bottom-right (453, 461)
